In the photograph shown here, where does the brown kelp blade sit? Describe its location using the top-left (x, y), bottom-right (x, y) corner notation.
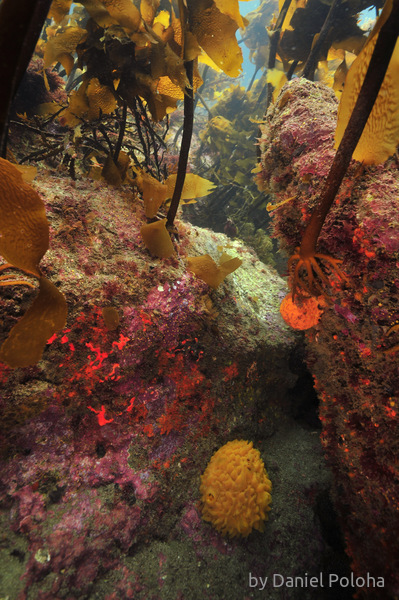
top-left (0, 158), bottom-right (49, 275)
top-left (0, 277), bottom-right (67, 368)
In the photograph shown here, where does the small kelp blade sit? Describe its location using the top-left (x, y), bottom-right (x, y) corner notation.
top-left (187, 253), bottom-right (242, 289)
top-left (0, 277), bottom-right (67, 368)
top-left (140, 218), bottom-right (174, 258)
top-left (102, 306), bottom-right (120, 330)
top-left (136, 169), bottom-right (169, 218)
top-left (166, 173), bottom-right (216, 203)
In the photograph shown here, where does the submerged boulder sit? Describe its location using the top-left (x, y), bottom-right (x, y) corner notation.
top-left (259, 77), bottom-right (399, 600)
top-left (0, 169), bottom-right (337, 599)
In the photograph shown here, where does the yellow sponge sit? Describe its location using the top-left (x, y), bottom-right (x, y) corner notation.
top-left (200, 440), bottom-right (272, 537)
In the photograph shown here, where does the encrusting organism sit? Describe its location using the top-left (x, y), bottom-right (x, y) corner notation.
top-left (279, 292), bottom-right (325, 330)
top-left (200, 439), bottom-right (272, 537)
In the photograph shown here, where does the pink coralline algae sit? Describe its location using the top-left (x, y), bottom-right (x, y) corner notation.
top-left (259, 77), bottom-right (399, 599)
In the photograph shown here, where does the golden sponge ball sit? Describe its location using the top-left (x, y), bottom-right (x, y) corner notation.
top-left (200, 440), bottom-right (272, 537)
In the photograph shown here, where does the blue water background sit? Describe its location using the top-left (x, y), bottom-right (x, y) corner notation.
top-left (239, 0), bottom-right (263, 88)
top-left (238, 1), bottom-right (376, 88)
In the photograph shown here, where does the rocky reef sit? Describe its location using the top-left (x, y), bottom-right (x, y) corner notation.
top-left (259, 77), bottom-right (399, 600)
top-left (0, 169), bottom-right (345, 599)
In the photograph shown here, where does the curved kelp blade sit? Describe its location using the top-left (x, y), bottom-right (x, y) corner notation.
top-left (0, 277), bottom-right (67, 368)
top-left (187, 1), bottom-right (244, 77)
top-left (0, 158), bottom-right (49, 275)
top-left (334, 0), bottom-right (399, 164)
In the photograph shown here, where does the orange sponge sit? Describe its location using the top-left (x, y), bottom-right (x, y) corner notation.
top-left (280, 292), bottom-right (324, 330)
top-left (200, 439), bottom-right (272, 537)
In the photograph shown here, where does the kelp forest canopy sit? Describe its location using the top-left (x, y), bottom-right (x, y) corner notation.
top-left (7, 0), bottom-right (382, 193)
top-left (0, 0), bottom-right (391, 256)
top-left (9, 0), bottom-right (261, 180)
top-left (6, 0), bottom-right (383, 223)
top-left (2, 0), bottom-right (394, 268)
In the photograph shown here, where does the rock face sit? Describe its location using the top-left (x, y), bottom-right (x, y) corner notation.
top-left (0, 170), bottom-right (340, 599)
top-left (259, 77), bottom-right (399, 599)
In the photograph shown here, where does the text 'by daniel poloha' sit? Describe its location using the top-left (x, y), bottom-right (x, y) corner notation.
top-left (249, 572), bottom-right (385, 591)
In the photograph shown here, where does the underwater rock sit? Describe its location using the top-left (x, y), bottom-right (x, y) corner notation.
top-left (0, 170), bottom-right (336, 599)
top-left (259, 77), bottom-right (399, 600)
